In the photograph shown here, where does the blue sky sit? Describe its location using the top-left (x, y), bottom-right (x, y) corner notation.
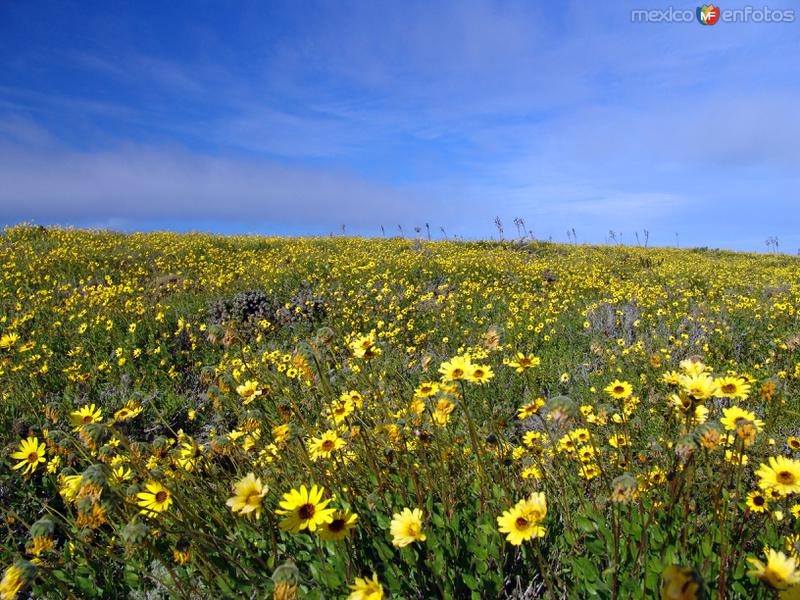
top-left (1, 1), bottom-right (799, 250)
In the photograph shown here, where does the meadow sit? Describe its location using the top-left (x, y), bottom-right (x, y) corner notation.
top-left (2, 224), bottom-right (800, 599)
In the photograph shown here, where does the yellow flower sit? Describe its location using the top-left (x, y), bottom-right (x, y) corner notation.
top-left (507, 352), bottom-right (540, 373)
top-left (318, 509), bottom-right (358, 541)
top-left (660, 565), bottom-right (703, 600)
top-left (747, 490), bottom-right (769, 513)
top-left (70, 403), bottom-right (102, 431)
top-left (747, 548), bottom-right (800, 589)
top-left (137, 481), bottom-right (173, 516)
top-left (226, 472), bottom-right (267, 520)
top-left (307, 430), bottom-right (346, 462)
top-left (9, 437), bottom-right (46, 476)
top-left (389, 508), bottom-right (426, 547)
top-left (604, 380), bottom-right (633, 400)
top-left (578, 463), bottom-right (602, 480)
top-left (113, 404), bottom-right (142, 422)
top-left (517, 398), bottom-right (545, 419)
top-left (679, 373), bottom-right (717, 400)
top-left (350, 332), bottom-right (381, 360)
top-left (348, 573), bottom-right (384, 600)
top-left (497, 492), bottom-right (547, 546)
top-left (721, 406), bottom-right (763, 432)
top-left (432, 398), bottom-right (455, 426)
top-left (0, 563), bottom-right (26, 600)
top-left (276, 484), bottom-right (335, 533)
top-left (0, 332), bottom-right (20, 350)
top-left (756, 456), bottom-right (800, 497)
top-left (112, 465), bottom-right (132, 482)
top-left (680, 359), bottom-right (706, 376)
top-left (466, 363), bottom-right (494, 384)
top-left (438, 355), bottom-right (472, 381)
top-left (715, 376), bottom-right (751, 399)
top-left (236, 380), bottom-right (263, 405)
top-left (608, 433), bottom-right (629, 449)
top-left (59, 474), bottom-right (82, 503)
top-left (326, 396), bottom-right (355, 423)
top-left (414, 381), bottom-right (439, 398)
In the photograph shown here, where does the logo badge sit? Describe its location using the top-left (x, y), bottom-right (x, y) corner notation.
top-left (697, 4), bottom-right (720, 25)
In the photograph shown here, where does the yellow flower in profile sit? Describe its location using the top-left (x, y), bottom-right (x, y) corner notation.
top-left (137, 481), bottom-right (173, 516)
top-left (747, 548), bottom-right (800, 589)
top-left (0, 332), bottom-right (20, 350)
top-left (389, 508), bottom-right (426, 547)
top-left (0, 563), bottom-right (25, 600)
top-left (59, 474), bottom-right (82, 503)
top-left (432, 398), bottom-right (455, 426)
top-left (604, 380), bottom-right (633, 400)
top-left (348, 573), bottom-right (384, 600)
top-left (466, 364), bottom-right (494, 385)
top-left (725, 449), bottom-right (748, 466)
top-left (112, 465), bottom-right (132, 482)
top-left (517, 398), bottom-right (545, 419)
top-left (414, 381), bottom-right (439, 398)
top-left (721, 406), bottom-right (763, 432)
top-left (277, 484), bottom-right (335, 533)
top-left (236, 380), bottom-right (263, 405)
top-left (350, 332), bottom-right (381, 360)
top-left (273, 424), bottom-right (291, 445)
top-left (507, 352), bottom-right (540, 373)
top-left (113, 403), bottom-right (142, 422)
top-left (9, 437), bottom-right (46, 476)
top-left (660, 565), bottom-right (703, 600)
top-left (318, 509), bottom-right (358, 541)
top-left (226, 472), bottom-right (267, 520)
top-left (680, 359), bottom-right (706, 376)
top-left (70, 403), bottom-right (102, 431)
top-left (497, 492), bottom-right (547, 546)
top-left (307, 430), bottom-right (346, 462)
top-left (715, 376), bottom-right (751, 400)
top-left (756, 456), bottom-right (800, 497)
top-left (438, 355), bottom-right (472, 381)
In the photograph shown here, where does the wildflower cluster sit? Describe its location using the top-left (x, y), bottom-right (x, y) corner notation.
top-left (2, 225), bottom-right (800, 597)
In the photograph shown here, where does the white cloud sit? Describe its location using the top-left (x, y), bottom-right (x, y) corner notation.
top-left (0, 141), bottom-right (451, 229)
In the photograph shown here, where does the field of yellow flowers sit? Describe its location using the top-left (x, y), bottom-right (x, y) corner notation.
top-left (2, 224), bottom-right (800, 599)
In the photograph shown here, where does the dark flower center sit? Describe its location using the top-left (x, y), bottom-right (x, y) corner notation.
top-left (515, 517), bottom-right (529, 529)
top-left (328, 519), bottom-right (345, 532)
top-left (777, 471), bottom-right (795, 485)
top-left (299, 503), bottom-right (316, 519)
top-left (155, 491), bottom-right (168, 503)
